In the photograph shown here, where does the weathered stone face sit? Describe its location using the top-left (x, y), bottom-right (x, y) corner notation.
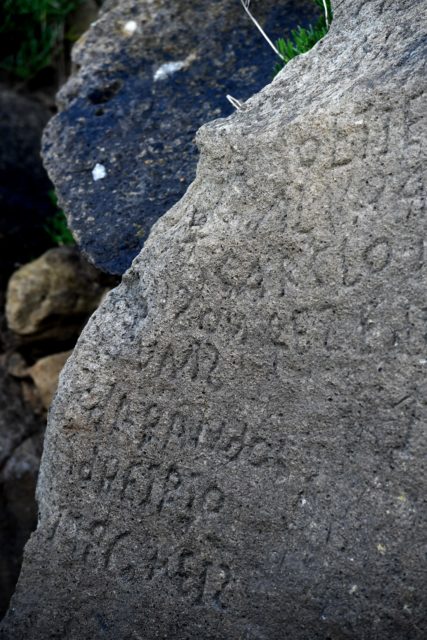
top-left (42, 0), bottom-right (320, 274)
top-left (2, 0), bottom-right (426, 638)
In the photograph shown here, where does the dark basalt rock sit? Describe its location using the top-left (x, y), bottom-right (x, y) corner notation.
top-left (42, 0), bottom-right (319, 274)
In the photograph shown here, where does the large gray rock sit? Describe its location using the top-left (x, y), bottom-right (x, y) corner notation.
top-left (42, 0), bottom-right (320, 274)
top-left (2, 0), bottom-right (426, 638)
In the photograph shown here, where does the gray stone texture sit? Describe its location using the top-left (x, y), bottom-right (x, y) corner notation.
top-left (2, 0), bottom-right (426, 638)
top-left (42, 0), bottom-right (319, 274)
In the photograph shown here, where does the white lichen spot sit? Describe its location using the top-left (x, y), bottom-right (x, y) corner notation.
top-left (300, 497), bottom-right (307, 506)
top-left (377, 543), bottom-right (386, 555)
top-left (419, 359), bottom-right (427, 365)
top-left (153, 61), bottom-right (186, 82)
top-left (92, 163), bottom-right (107, 181)
top-left (349, 585), bottom-right (358, 595)
top-left (123, 20), bottom-right (138, 35)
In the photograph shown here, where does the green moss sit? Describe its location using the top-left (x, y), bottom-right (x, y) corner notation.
top-left (45, 190), bottom-right (75, 246)
top-left (274, 0), bottom-right (333, 76)
top-left (0, 0), bottom-right (82, 79)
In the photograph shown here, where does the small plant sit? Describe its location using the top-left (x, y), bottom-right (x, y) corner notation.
top-left (274, 0), bottom-right (333, 75)
top-left (0, 0), bottom-right (82, 80)
top-left (238, 0), bottom-right (332, 78)
top-left (45, 191), bottom-right (75, 246)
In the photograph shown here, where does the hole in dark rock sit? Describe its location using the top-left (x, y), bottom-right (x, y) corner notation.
top-left (87, 80), bottom-right (122, 105)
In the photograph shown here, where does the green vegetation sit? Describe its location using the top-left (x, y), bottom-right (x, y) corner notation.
top-left (274, 0), bottom-right (333, 75)
top-left (0, 0), bottom-right (82, 79)
top-left (45, 191), bottom-right (75, 246)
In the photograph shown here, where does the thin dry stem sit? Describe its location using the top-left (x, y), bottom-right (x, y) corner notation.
top-left (239, 0), bottom-right (284, 60)
top-left (322, 0), bottom-right (330, 28)
top-left (226, 94), bottom-right (245, 111)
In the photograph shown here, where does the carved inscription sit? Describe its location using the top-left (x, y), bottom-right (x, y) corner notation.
top-left (76, 450), bottom-right (227, 526)
top-left (75, 409), bottom-right (288, 522)
top-left (269, 302), bottom-right (426, 356)
top-left (269, 305), bottom-right (344, 353)
top-left (156, 339), bottom-right (222, 388)
top-left (279, 235), bottom-right (399, 294)
top-left (176, 552), bottom-right (231, 609)
top-left (50, 512), bottom-right (233, 610)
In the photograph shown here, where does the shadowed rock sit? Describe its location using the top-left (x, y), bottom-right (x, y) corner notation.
top-left (0, 366), bottom-right (44, 619)
top-left (0, 88), bottom-right (54, 288)
top-left (2, 0), bottom-right (426, 638)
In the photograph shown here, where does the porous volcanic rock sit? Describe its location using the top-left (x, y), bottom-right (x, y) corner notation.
top-left (42, 0), bottom-right (320, 274)
top-left (2, 0), bottom-right (426, 638)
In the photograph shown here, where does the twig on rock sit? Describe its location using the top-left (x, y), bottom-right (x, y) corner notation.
top-left (226, 94), bottom-right (245, 111)
top-left (239, 0), bottom-right (285, 60)
top-left (322, 0), bottom-right (330, 28)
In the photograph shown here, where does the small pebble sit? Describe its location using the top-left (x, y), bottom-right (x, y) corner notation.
top-left (123, 20), bottom-right (138, 35)
top-left (92, 163), bottom-right (107, 181)
top-left (154, 61), bottom-right (186, 82)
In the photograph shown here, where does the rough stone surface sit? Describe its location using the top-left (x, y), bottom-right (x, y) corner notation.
top-left (5, 247), bottom-right (110, 339)
top-left (0, 87), bottom-right (54, 289)
top-left (42, 0), bottom-right (319, 274)
top-left (2, 0), bottom-right (426, 638)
